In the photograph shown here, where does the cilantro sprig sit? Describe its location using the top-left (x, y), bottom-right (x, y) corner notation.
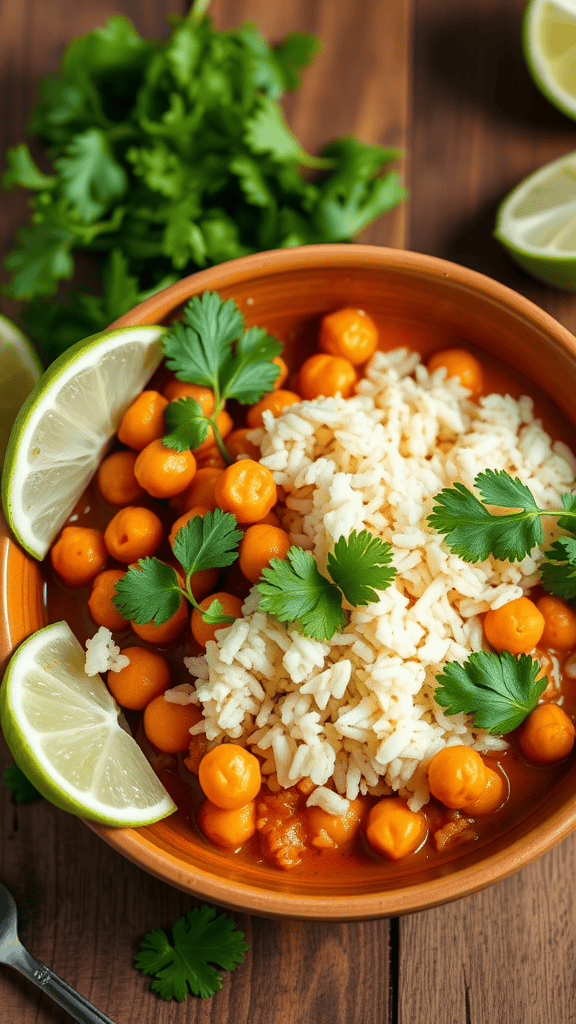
top-left (113, 510), bottom-right (242, 626)
top-left (135, 905), bottom-right (248, 1000)
top-left (435, 650), bottom-right (548, 735)
top-left (428, 469), bottom-right (576, 595)
top-left (257, 531), bottom-right (396, 641)
top-left (161, 291), bottom-right (282, 461)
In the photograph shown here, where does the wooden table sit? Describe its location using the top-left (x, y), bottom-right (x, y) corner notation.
top-left (2, 2), bottom-right (576, 1021)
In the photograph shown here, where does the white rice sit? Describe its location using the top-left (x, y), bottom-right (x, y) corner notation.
top-left (183, 348), bottom-right (576, 813)
top-left (84, 627), bottom-right (129, 676)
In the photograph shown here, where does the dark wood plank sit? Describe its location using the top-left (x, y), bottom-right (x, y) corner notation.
top-left (0, 1), bottom-right (411, 1021)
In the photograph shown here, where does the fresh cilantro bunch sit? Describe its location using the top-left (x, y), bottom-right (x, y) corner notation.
top-left (2, 0), bottom-right (406, 361)
top-left (113, 510), bottom-right (243, 627)
top-left (435, 650), bottom-right (549, 735)
top-left (135, 905), bottom-right (248, 1000)
top-left (257, 530), bottom-right (397, 640)
top-left (3, 761), bottom-right (41, 803)
top-left (162, 291), bottom-right (281, 462)
top-left (428, 468), bottom-right (576, 597)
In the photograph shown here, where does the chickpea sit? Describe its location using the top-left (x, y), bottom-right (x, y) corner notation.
top-left (365, 797), bottom-right (427, 860)
top-left (182, 467), bottom-right (224, 512)
top-left (483, 596), bottom-right (545, 655)
top-left (426, 348), bottom-right (484, 398)
top-left (460, 767), bottom-right (506, 816)
top-left (143, 693), bottom-right (203, 752)
top-left (104, 506), bottom-right (163, 563)
top-left (191, 592), bottom-right (244, 649)
top-left (297, 353), bottom-right (357, 400)
top-left (319, 307), bottom-right (379, 365)
top-left (96, 450), bottom-right (144, 505)
top-left (198, 744), bottom-right (262, 809)
top-left (88, 569), bottom-right (128, 631)
top-left (198, 798), bottom-right (257, 850)
top-left (214, 459), bottom-right (277, 524)
top-left (225, 429), bottom-right (260, 463)
top-left (117, 391), bottom-right (168, 451)
top-left (271, 356), bottom-right (289, 390)
top-left (169, 505), bottom-right (209, 550)
top-left (246, 390), bottom-right (301, 428)
top-left (238, 524), bottom-right (291, 584)
top-left (427, 745), bottom-right (487, 809)
top-left (107, 647), bottom-right (171, 710)
top-left (307, 797), bottom-right (366, 849)
top-left (51, 526), bottom-right (107, 586)
top-left (162, 381), bottom-right (215, 415)
top-left (536, 595), bottom-right (576, 650)
top-left (192, 409), bottom-right (233, 457)
top-left (519, 703), bottom-right (575, 764)
top-left (134, 439), bottom-right (196, 499)
top-left (131, 600), bottom-right (188, 645)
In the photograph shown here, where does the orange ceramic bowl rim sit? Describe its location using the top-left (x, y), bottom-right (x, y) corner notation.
top-left (4, 243), bottom-right (576, 920)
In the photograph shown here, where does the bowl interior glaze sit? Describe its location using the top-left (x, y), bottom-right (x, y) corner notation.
top-left (3, 244), bottom-right (576, 920)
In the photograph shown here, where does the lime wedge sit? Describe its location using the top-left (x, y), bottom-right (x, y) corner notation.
top-left (0, 621), bottom-right (176, 827)
top-left (523, 0), bottom-right (576, 121)
top-left (0, 315), bottom-right (42, 465)
top-left (2, 325), bottom-right (165, 561)
top-left (494, 151), bottom-right (576, 288)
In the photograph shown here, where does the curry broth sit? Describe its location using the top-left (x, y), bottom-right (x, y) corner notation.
top-left (44, 321), bottom-right (576, 878)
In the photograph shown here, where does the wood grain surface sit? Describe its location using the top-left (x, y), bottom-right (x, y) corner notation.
top-left (1, 2), bottom-right (576, 1022)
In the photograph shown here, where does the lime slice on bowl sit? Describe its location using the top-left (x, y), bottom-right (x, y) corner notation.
top-left (494, 151), bottom-right (576, 288)
top-left (523, 0), bottom-right (576, 121)
top-left (0, 314), bottom-right (42, 464)
top-left (0, 621), bottom-right (176, 826)
top-left (1, 325), bottom-right (165, 561)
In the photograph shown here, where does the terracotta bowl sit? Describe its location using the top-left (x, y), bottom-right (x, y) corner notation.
top-left (3, 244), bottom-right (576, 921)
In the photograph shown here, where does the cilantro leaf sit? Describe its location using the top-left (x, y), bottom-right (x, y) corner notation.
top-left (113, 559), bottom-right (182, 625)
top-left (163, 397), bottom-right (210, 452)
top-left (435, 650), bottom-right (548, 734)
top-left (219, 326), bottom-right (282, 404)
top-left (3, 762), bottom-right (41, 803)
top-left (257, 547), bottom-right (346, 641)
top-left (172, 509), bottom-right (242, 577)
top-left (199, 597), bottom-right (236, 626)
top-left (163, 292), bottom-right (244, 387)
top-left (3, 144), bottom-right (56, 191)
top-left (427, 479), bottom-right (544, 563)
top-left (54, 128), bottom-right (127, 222)
top-left (273, 32), bottom-right (322, 92)
top-left (540, 538), bottom-right (576, 600)
top-left (327, 531), bottom-right (396, 606)
top-left (474, 468), bottom-right (540, 511)
top-left (3, 224), bottom-right (75, 300)
top-left (244, 95), bottom-right (334, 170)
top-left (314, 136), bottom-right (406, 241)
top-left (135, 905), bottom-right (248, 1001)
top-left (557, 492), bottom-right (576, 537)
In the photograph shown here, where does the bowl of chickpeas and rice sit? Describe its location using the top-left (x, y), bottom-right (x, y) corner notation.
top-left (3, 243), bottom-right (576, 920)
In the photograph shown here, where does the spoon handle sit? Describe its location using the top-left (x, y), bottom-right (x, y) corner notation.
top-left (10, 942), bottom-right (118, 1024)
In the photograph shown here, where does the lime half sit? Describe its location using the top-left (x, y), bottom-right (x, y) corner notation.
top-left (523, 0), bottom-right (576, 121)
top-left (2, 325), bottom-right (165, 560)
top-left (494, 151), bottom-right (576, 288)
top-left (0, 621), bottom-right (176, 827)
top-left (0, 315), bottom-right (42, 465)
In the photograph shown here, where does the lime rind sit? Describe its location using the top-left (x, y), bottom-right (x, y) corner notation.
top-left (0, 621), bottom-right (177, 827)
top-left (523, 0), bottom-right (576, 122)
top-left (1, 324), bottom-right (165, 560)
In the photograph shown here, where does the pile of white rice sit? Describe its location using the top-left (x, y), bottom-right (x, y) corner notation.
top-left (181, 347), bottom-right (576, 815)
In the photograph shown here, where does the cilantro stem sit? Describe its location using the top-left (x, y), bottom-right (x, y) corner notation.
top-left (183, 574), bottom-right (235, 624)
top-left (188, 0), bottom-right (212, 27)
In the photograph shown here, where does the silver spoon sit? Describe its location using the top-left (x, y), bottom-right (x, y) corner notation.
top-left (0, 881), bottom-right (118, 1023)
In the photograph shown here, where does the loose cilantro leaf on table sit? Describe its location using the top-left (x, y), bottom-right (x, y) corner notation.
top-left (3, 762), bottom-right (42, 803)
top-left (135, 905), bottom-right (248, 1000)
top-left (435, 650), bottom-right (548, 735)
top-left (3, 1), bottom-right (405, 362)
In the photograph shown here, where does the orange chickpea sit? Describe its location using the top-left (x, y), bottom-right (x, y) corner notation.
top-left (427, 348), bottom-right (484, 398)
top-left (107, 647), bottom-right (171, 710)
top-left (254, 510), bottom-right (282, 529)
top-left (271, 356), bottom-right (289, 390)
top-left (196, 449), bottom-right (228, 470)
top-left (88, 569), bottom-right (128, 631)
top-left (192, 409), bottom-right (233, 457)
top-left (198, 798), bottom-right (257, 850)
top-left (365, 797), bottom-right (427, 860)
top-left (246, 390), bottom-right (301, 428)
top-left (143, 693), bottom-right (203, 752)
top-left (297, 353), bottom-right (357, 400)
top-left (117, 391), bottom-right (168, 451)
top-left (104, 506), bottom-right (163, 563)
top-left (214, 459), bottom-right (277, 524)
top-left (96, 450), bottom-right (144, 505)
top-left (169, 505), bottom-right (210, 549)
top-left (225, 429), bottom-right (261, 462)
top-left (191, 592), bottom-right (243, 648)
top-left (484, 596), bottom-right (545, 655)
top-left (134, 439), bottom-right (196, 499)
top-left (460, 767), bottom-right (506, 816)
top-left (427, 745), bottom-right (487, 809)
top-left (182, 467), bottom-right (224, 512)
top-left (162, 380), bottom-right (215, 415)
top-left (131, 597), bottom-right (189, 644)
top-left (319, 307), bottom-right (379, 365)
top-left (198, 744), bottom-right (262, 809)
top-left (536, 595), bottom-right (576, 650)
top-left (238, 524), bottom-right (291, 584)
top-left (307, 797), bottom-right (366, 849)
top-left (519, 703), bottom-right (576, 764)
top-left (51, 526), bottom-right (107, 586)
